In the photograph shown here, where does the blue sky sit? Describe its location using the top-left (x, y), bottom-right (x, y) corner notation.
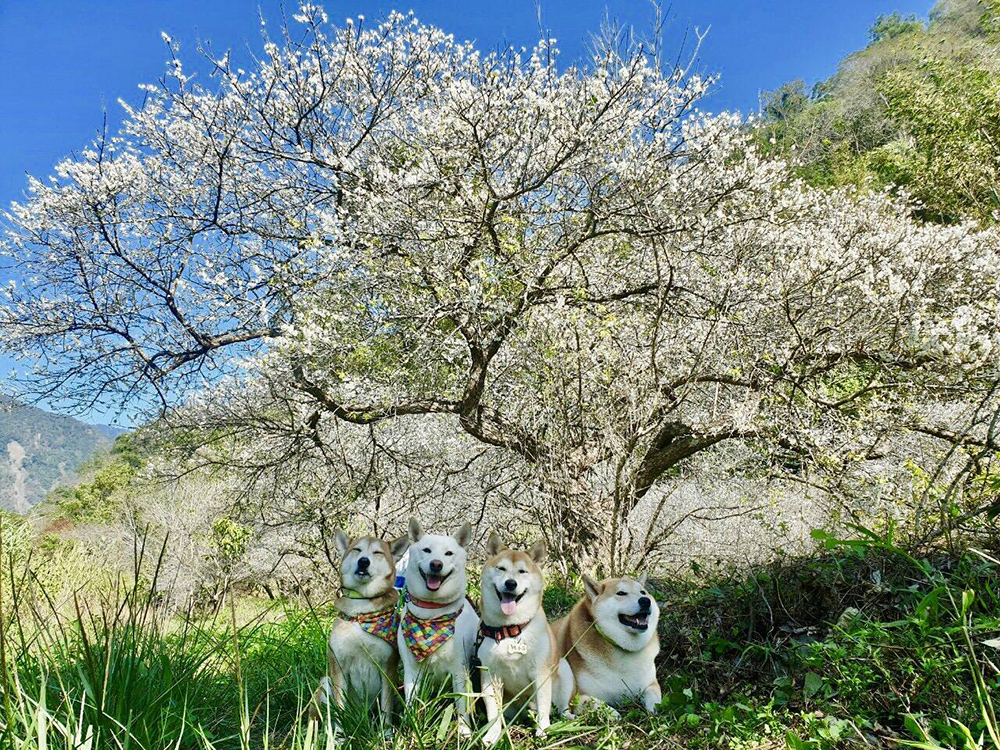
top-left (0, 0), bottom-right (931, 424)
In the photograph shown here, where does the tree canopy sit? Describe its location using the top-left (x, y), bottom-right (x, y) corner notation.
top-left (2, 7), bottom-right (999, 568)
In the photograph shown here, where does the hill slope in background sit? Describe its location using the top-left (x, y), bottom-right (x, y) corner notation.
top-left (758, 0), bottom-right (1000, 224)
top-left (0, 403), bottom-right (112, 512)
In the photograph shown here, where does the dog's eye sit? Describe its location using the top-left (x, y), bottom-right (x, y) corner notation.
top-left (616, 591), bottom-right (627, 596)
top-left (445, 550), bottom-right (454, 556)
top-left (422, 547), bottom-right (431, 553)
top-left (352, 548), bottom-right (362, 553)
top-left (518, 569), bottom-right (527, 575)
top-left (497, 566), bottom-right (507, 573)
top-left (372, 550), bottom-right (383, 555)
top-left (641, 590), bottom-right (647, 595)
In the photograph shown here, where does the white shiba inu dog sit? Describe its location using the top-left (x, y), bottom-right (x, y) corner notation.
top-left (476, 533), bottom-right (574, 746)
top-left (398, 517), bottom-right (479, 735)
top-left (553, 574), bottom-right (662, 714)
top-left (310, 530), bottom-right (410, 724)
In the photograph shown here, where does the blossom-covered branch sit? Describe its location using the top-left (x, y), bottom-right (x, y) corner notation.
top-left (3, 7), bottom-right (999, 566)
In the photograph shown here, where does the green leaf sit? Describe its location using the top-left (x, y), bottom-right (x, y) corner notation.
top-left (803, 671), bottom-right (824, 701)
top-left (435, 703), bottom-right (454, 744)
top-left (962, 589), bottom-right (975, 616)
top-left (785, 731), bottom-right (816, 749)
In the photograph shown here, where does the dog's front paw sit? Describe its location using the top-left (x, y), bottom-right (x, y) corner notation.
top-left (457, 719), bottom-right (473, 739)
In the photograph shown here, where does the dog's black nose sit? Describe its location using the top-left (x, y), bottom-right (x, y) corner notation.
top-left (504, 578), bottom-right (518, 592)
top-left (638, 596), bottom-right (651, 611)
top-left (429, 559), bottom-right (443, 573)
top-left (356, 556), bottom-right (370, 570)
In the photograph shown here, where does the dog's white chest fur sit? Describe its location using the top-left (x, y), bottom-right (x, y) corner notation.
top-left (477, 617), bottom-right (551, 697)
top-left (328, 619), bottom-right (395, 698)
top-left (575, 646), bottom-right (657, 706)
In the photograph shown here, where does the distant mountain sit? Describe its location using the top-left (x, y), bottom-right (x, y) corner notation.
top-left (92, 423), bottom-right (129, 440)
top-left (0, 403), bottom-right (112, 512)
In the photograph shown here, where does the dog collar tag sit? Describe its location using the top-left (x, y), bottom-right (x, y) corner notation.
top-left (507, 640), bottom-right (528, 655)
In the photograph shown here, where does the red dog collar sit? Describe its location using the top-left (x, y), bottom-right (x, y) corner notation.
top-left (407, 593), bottom-right (462, 610)
top-left (480, 621), bottom-right (528, 642)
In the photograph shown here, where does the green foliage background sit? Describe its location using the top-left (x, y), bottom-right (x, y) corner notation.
top-left (758, 0), bottom-right (1000, 225)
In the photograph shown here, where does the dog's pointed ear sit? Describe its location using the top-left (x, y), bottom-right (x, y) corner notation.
top-left (486, 531), bottom-right (504, 557)
top-left (408, 517), bottom-right (423, 543)
top-left (528, 538), bottom-right (547, 564)
top-left (453, 522), bottom-right (473, 548)
top-left (637, 571), bottom-right (649, 587)
top-left (582, 573), bottom-right (602, 601)
top-left (334, 528), bottom-right (350, 557)
top-left (390, 535), bottom-right (410, 560)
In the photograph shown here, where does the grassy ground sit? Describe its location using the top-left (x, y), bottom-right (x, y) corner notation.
top-left (1, 527), bottom-right (999, 749)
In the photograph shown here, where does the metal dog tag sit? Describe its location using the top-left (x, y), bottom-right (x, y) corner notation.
top-left (507, 640), bottom-right (528, 655)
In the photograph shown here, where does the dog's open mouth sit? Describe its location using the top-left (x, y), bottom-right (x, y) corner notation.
top-left (619, 612), bottom-right (650, 631)
top-left (354, 568), bottom-right (370, 578)
top-left (495, 587), bottom-right (526, 616)
top-left (419, 567), bottom-right (452, 592)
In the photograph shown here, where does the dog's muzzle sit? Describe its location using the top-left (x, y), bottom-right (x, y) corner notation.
top-left (419, 565), bottom-right (452, 591)
top-left (355, 556), bottom-right (371, 577)
top-left (618, 610), bottom-right (650, 631)
top-left (495, 585), bottom-right (526, 616)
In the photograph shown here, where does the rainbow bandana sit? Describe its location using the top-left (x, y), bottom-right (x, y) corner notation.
top-left (346, 607), bottom-right (400, 646)
top-left (400, 606), bottom-right (462, 661)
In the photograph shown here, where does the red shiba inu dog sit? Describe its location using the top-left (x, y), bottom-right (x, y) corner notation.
top-left (476, 533), bottom-right (574, 745)
top-left (553, 574), bottom-right (661, 714)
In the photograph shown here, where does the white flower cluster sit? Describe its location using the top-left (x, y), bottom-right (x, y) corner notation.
top-left (2, 7), bottom-right (998, 567)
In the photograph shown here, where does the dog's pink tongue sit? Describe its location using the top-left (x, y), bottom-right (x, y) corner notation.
top-left (500, 596), bottom-right (517, 616)
top-left (426, 574), bottom-right (442, 591)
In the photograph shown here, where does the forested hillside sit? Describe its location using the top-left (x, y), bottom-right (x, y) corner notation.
top-left (759, 0), bottom-right (1000, 224)
top-left (0, 401), bottom-right (112, 512)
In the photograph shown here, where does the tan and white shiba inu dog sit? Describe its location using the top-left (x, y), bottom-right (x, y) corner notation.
top-left (553, 574), bottom-right (662, 714)
top-left (398, 517), bottom-right (479, 736)
top-left (309, 530), bottom-right (409, 724)
top-left (476, 533), bottom-right (574, 746)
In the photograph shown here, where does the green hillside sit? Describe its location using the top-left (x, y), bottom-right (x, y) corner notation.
top-left (0, 402), bottom-right (112, 512)
top-left (759, 0), bottom-right (1000, 224)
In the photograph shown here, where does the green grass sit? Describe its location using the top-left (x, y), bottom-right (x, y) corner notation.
top-left (1, 528), bottom-right (999, 749)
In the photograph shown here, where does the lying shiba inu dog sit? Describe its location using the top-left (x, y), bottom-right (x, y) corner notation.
top-left (398, 517), bottom-right (479, 735)
top-left (476, 533), bottom-right (574, 746)
top-left (309, 530), bottom-right (409, 724)
top-left (553, 574), bottom-right (661, 714)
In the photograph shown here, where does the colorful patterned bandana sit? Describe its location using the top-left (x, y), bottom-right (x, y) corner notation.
top-left (401, 606), bottom-right (462, 661)
top-left (347, 607), bottom-right (400, 646)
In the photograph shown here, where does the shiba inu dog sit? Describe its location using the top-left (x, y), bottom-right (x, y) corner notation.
top-left (476, 533), bottom-right (574, 746)
top-left (553, 574), bottom-right (662, 714)
top-left (309, 530), bottom-right (409, 724)
top-left (398, 517), bottom-right (479, 735)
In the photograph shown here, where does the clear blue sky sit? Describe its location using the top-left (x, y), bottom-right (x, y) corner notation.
top-left (0, 0), bottom-right (932, 424)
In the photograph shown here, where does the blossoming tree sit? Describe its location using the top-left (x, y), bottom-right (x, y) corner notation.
top-left (3, 8), bottom-right (998, 568)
